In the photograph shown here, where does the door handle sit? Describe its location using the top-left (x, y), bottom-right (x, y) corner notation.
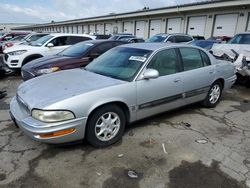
top-left (209, 70), bottom-right (214, 74)
top-left (174, 78), bottom-right (181, 83)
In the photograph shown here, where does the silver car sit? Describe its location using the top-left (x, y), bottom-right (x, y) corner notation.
top-left (10, 43), bottom-right (236, 147)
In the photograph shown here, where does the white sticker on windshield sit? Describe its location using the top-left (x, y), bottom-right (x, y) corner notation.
top-left (129, 56), bottom-right (147, 62)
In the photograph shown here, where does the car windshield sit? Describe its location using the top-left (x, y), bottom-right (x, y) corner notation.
top-left (228, 34), bottom-right (250, 44)
top-left (58, 42), bottom-right (94, 57)
top-left (9, 35), bottom-right (25, 41)
top-left (85, 47), bottom-right (152, 81)
top-left (146, 35), bottom-right (167, 42)
top-left (31, 35), bottom-right (53, 46)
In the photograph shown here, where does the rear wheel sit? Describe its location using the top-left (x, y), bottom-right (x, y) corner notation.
top-left (202, 81), bottom-right (222, 108)
top-left (86, 105), bottom-right (126, 147)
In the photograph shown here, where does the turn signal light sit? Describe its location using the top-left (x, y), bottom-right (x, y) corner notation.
top-left (39, 128), bottom-right (76, 138)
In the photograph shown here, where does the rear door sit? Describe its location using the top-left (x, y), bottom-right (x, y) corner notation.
top-left (136, 48), bottom-right (183, 120)
top-left (178, 47), bottom-right (215, 105)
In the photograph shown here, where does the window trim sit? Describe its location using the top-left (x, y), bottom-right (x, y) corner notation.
top-left (199, 50), bottom-right (211, 66)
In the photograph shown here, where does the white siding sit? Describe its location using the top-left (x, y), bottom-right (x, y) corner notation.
top-left (213, 14), bottom-right (238, 37)
top-left (187, 16), bottom-right (207, 36)
top-left (123, 21), bottom-right (133, 34)
top-left (149, 19), bottom-right (161, 37)
top-left (167, 18), bottom-right (182, 34)
top-left (96, 24), bottom-right (104, 34)
top-left (105, 23), bottom-right (113, 34)
top-left (135, 21), bottom-right (146, 38)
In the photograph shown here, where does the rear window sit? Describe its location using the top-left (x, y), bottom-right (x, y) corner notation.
top-left (146, 35), bottom-right (167, 42)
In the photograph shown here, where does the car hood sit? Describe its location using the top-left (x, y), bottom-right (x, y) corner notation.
top-left (17, 69), bottom-right (126, 109)
top-left (4, 44), bottom-right (36, 53)
top-left (22, 55), bottom-right (75, 69)
top-left (211, 44), bottom-right (250, 61)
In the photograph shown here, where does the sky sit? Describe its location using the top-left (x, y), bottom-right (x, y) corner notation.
top-left (0, 0), bottom-right (209, 24)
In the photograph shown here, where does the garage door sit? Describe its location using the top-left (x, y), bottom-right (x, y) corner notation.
top-left (123, 21), bottom-right (133, 34)
top-left (187, 16), bottom-right (207, 36)
top-left (69, 26), bottom-right (73, 33)
top-left (96, 24), bottom-right (104, 34)
top-left (149, 19), bottom-right (161, 37)
top-left (105, 23), bottom-right (113, 34)
top-left (213, 14), bottom-right (238, 37)
top-left (89, 24), bottom-right (95, 34)
top-left (135, 21), bottom-right (146, 39)
top-left (167, 18), bottom-right (182, 34)
top-left (83, 25), bottom-right (88, 34)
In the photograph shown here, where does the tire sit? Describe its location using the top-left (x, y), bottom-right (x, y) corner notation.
top-left (202, 81), bottom-right (222, 108)
top-left (86, 105), bottom-right (126, 147)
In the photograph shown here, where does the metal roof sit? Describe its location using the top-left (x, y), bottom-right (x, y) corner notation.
top-left (14, 0), bottom-right (250, 29)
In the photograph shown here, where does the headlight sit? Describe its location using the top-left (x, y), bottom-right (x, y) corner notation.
top-left (32, 109), bottom-right (75, 123)
top-left (8, 50), bottom-right (27, 56)
top-left (36, 67), bottom-right (60, 75)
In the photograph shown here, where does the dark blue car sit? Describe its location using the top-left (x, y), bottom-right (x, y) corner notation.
top-left (189, 40), bottom-right (220, 50)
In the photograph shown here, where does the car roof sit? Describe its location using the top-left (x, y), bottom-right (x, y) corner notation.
top-left (120, 42), bottom-right (196, 51)
top-left (82, 40), bottom-right (126, 44)
top-left (48, 33), bottom-right (96, 38)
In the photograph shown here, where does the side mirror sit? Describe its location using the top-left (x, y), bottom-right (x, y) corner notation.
top-left (166, 41), bottom-right (172, 44)
top-left (143, 69), bottom-right (159, 80)
top-left (47, 43), bottom-right (54, 47)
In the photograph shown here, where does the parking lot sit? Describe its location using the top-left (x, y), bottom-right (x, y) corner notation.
top-left (0, 67), bottom-right (249, 188)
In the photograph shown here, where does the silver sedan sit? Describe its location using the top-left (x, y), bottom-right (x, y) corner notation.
top-left (10, 43), bottom-right (237, 147)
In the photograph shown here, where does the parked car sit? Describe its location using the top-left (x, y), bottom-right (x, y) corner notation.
top-left (0, 35), bottom-right (27, 53)
top-left (146, 33), bottom-right (194, 43)
top-left (0, 31), bottom-right (30, 42)
top-left (210, 32), bottom-right (250, 85)
top-left (189, 40), bottom-right (220, 50)
top-left (2, 33), bottom-right (49, 51)
top-left (207, 36), bottom-right (232, 43)
top-left (109, 34), bottom-right (136, 40)
top-left (10, 43), bottom-right (236, 147)
top-left (120, 37), bottom-right (145, 43)
top-left (3, 33), bottom-right (96, 69)
top-left (21, 40), bottom-right (127, 80)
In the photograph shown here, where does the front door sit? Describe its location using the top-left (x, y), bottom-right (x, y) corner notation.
top-left (136, 48), bottom-right (183, 120)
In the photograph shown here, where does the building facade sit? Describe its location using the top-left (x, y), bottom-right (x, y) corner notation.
top-left (14, 0), bottom-right (250, 39)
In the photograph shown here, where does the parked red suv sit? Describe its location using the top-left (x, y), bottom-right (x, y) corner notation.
top-left (21, 40), bottom-right (127, 80)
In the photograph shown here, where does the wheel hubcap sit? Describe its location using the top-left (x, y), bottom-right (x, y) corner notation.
top-left (95, 112), bottom-right (121, 141)
top-left (209, 84), bottom-right (221, 104)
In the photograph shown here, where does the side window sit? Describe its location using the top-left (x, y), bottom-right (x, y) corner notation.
top-left (49, 36), bottom-right (67, 46)
top-left (147, 49), bottom-right (178, 77)
top-left (200, 50), bottom-right (211, 66)
top-left (91, 43), bottom-right (113, 55)
top-left (176, 36), bottom-right (192, 43)
top-left (180, 48), bottom-right (204, 71)
top-left (167, 36), bottom-right (175, 42)
top-left (67, 36), bottom-right (92, 45)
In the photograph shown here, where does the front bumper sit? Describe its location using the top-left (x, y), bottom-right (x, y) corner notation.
top-left (10, 97), bottom-right (88, 144)
top-left (3, 53), bottom-right (22, 68)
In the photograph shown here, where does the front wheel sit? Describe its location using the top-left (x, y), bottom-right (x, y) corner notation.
top-left (86, 105), bottom-right (126, 147)
top-left (202, 81), bottom-right (222, 108)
